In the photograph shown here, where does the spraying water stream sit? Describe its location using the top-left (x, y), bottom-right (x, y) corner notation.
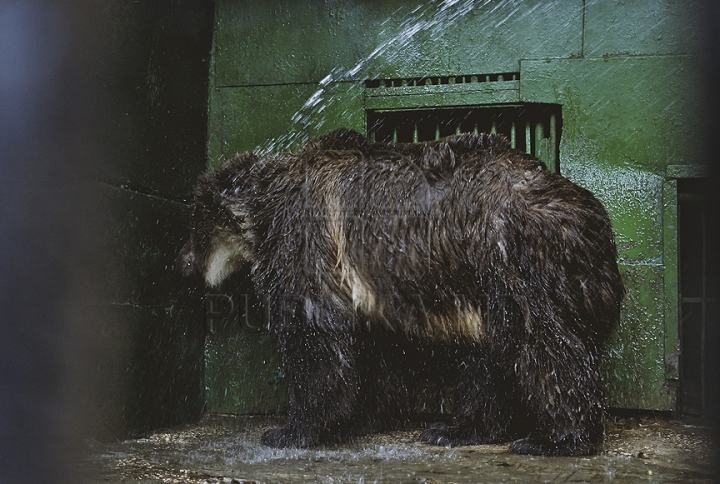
top-left (254, 0), bottom-right (490, 153)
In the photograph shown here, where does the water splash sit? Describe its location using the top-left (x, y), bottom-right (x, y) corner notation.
top-left (255, 0), bottom-right (485, 153)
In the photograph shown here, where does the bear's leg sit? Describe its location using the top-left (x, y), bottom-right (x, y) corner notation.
top-left (420, 344), bottom-right (513, 446)
top-left (261, 321), bottom-right (361, 448)
top-left (353, 335), bottom-right (416, 432)
top-left (509, 336), bottom-right (605, 456)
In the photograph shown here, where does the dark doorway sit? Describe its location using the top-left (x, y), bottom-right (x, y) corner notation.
top-left (678, 178), bottom-right (717, 422)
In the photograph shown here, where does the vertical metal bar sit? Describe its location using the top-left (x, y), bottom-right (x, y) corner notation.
top-left (393, 126), bottom-right (398, 143)
top-left (435, 123), bottom-right (440, 140)
top-left (473, 121), bottom-right (478, 135)
top-left (535, 122), bottom-right (544, 158)
top-left (700, 206), bottom-right (707, 418)
top-left (549, 113), bottom-right (557, 171)
top-left (491, 120), bottom-right (497, 134)
top-left (413, 121), bottom-right (419, 143)
top-left (525, 122), bottom-right (532, 154)
top-left (510, 122), bottom-right (516, 149)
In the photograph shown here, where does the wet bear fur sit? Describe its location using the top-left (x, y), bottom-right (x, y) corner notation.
top-left (178, 128), bottom-right (624, 456)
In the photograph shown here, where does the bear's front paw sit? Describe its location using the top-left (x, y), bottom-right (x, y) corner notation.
top-left (420, 423), bottom-right (495, 447)
top-left (509, 433), bottom-right (597, 456)
top-left (261, 427), bottom-right (316, 448)
top-left (419, 423), bottom-right (452, 446)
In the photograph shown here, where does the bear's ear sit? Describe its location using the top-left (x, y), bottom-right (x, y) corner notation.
top-left (225, 152), bottom-right (258, 173)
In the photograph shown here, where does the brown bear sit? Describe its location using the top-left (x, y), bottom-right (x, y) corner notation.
top-left (178, 128), bottom-right (624, 456)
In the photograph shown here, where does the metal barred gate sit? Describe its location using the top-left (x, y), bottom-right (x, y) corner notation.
top-left (365, 73), bottom-right (562, 173)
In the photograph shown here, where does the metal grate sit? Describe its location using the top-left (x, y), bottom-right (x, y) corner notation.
top-left (367, 104), bottom-right (562, 173)
top-left (678, 178), bottom-right (717, 422)
top-left (365, 72), bottom-right (520, 89)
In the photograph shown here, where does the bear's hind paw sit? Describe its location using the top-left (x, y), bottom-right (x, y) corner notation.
top-left (509, 433), bottom-right (598, 456)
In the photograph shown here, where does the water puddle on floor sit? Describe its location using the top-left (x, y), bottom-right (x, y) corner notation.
top-left (79, 414), bottom-right (716, 483)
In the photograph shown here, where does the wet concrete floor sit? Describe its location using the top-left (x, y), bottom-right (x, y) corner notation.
top-left (80, 414), bottom-right (717, 483)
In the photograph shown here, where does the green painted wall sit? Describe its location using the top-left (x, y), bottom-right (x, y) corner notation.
top-left (204, 0), bottom-right (705, 413)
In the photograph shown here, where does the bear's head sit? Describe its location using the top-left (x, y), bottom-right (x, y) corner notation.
top-left (177, 153), bottom-right (260, 287)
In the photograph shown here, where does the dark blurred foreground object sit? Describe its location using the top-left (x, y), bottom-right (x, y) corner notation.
top-left (0, 0), bottom-right (214, 482)
top-left (0, 2), bottom-right (101, 481)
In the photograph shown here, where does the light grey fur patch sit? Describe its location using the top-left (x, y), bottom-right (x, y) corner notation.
top-left (204, 234), bottom-right (252, 287)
